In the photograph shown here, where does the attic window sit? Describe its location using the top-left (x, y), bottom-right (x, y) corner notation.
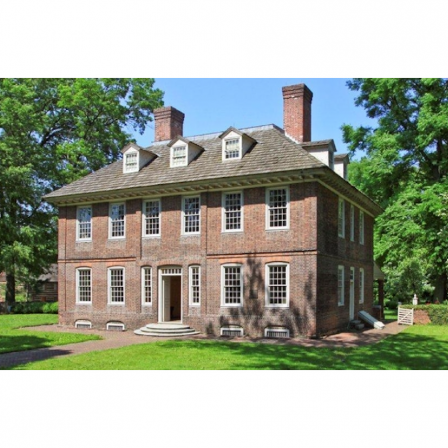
top-left (124, 151), bottom-right (138, 173)
top-left (224, 138), bottom-right (241, 160)
top-left (171, 145), bottom-right (187, 167)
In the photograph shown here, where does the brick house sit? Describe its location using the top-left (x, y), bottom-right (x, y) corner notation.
top-left (44, 83), bottom-right (381, 338)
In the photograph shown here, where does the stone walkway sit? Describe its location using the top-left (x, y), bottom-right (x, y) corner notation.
top-left (0, 320), bottom-right (405, 369)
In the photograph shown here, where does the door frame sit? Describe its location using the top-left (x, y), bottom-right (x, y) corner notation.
top-left (158, 267), bottom-right (183, 323)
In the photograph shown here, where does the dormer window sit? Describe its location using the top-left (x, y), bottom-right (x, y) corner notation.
top-left (224, 138), bottom-right (241, 160)
top-left (172, 145), bottom-right (187, 167)
top-left (124, 151), bottom-right (139, 173)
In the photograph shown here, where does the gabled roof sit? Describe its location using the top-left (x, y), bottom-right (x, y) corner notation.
top-left (121, 142), bottom-right (158, 159)
top-left (335, 153), bottom-right (349, 162)
top-left (44, 124), bottom-right (382, 216)
top-left (167, 136), bottom-right (204, 152)
top-left (219, 126), bottom-right (257, 144)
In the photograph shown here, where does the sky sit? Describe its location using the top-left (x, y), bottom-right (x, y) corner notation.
top-left (131, 78), bottom-right (377, 158)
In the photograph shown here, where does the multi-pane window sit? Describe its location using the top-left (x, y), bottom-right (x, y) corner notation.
top-left (267, 187), bottom-right (289, 229)
top-left (266, 264), bottom-right (289, 307)
top-left (359, 268), bottom-right (365, 304)
top-left (76, 268), bottom-right (91, 303)
top-left (359, 211), bottom-right (365, 245)
top-left (224, 139), bottom-right (241, 159)
top-left (223, 192), bottom-right (243, 231)
top-left (183, 196), bottom-right (200, 234)
top-left (338, 198), bottom-right (345, 238)
top-left (124, 152), bottom-right (138, 173)
top-left (350, 204), bottom-right (355, 241)
top-left (110, 203), bottom-right (125, 238)
top-left (338, 265), bottom-right (345, 306)
top-left (142, 267), bottom-right (152, 305)
top-left (143, 200), bottom-right (161, 236)
top-left (189, 266), bottom-right (200, 306)
top-left (172, 146), bottom-right (187, 167)
top-left (77, 206), bottom-right (92, 240)
top-left (108, 268), bottom-right (125, 304)
top-left (222, 265), bottom-right (243, 306)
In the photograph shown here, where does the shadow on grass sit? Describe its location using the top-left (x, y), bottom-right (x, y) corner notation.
top-left (0, 333), bottom-right (56, 355)
top-left (151, 329), bottom-right (448, 370)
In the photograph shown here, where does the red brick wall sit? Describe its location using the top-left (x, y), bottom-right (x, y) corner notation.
top-left (58, 181), bottom-right (374, 337)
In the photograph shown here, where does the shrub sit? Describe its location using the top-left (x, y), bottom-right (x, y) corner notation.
top-left (10, 301), bottom-right (58, 314)
top-left (400, 304), bottom-right (448, 325)
top-left (385, 300), bottom-right (398, 310)
top-left (42, 302), bottom-right (58, 314)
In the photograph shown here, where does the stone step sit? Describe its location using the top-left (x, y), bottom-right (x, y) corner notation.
top-left (134, 322), bottom-right (200, 337)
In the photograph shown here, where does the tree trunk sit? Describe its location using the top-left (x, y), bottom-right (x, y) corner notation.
top-left (5, 272), bottom-right (16, 305)
top-left (433, 272), bottom-right (447, 303)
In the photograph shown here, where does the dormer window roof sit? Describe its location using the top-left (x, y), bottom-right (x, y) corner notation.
top-left (219, 127), bottom-right (256, 162)
top-left (168, 136), bottom-right (204, 168)
top-left (121, 143), bottom-right (157, 174)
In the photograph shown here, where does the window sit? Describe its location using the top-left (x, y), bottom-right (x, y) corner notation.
top-left (189, 266), bottom-right (200, 306)
top-left (350, 204), bottom-right (355, 242)
top-left (143, 199), bottom-right (161, 237)
top-left (108, 268), bottom-right (125, 304)
top-left (76, 268), bottom-right (92, 304)
top-left (171, 145), bottom-right (187, 167)
top-left (142, 267), bottom-right (152, 305)
top-left (222, 192), bottom-right (243, 232)
top-left (359, 268), bottom-right (365, 304)
top-left (109, 203), bottom-right (125, 239)
top-left (124, 151), bottom-right (138, 173)
top-left (338, 198), bottom-right (345, 238)
top-left (224, 138), bottom-right (241, 160)
top-left (266, 187), bottom-right (289, 229)
top-left (266, 263), bottom-right (289, 308)
top-left (359, 211), bottom-right (365, 245)
top-left (183, 196), bottom-right (200, 234)
top-left (77, 206), bottom-right (92, 241)
top-left (338, 265), bottom-right (345, 306)
top-left (221, 265), bottom-right (243, 307)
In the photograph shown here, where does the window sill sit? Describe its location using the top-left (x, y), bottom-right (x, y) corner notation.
top-left (220, 304), bottom-right (243, 308)
top-left (142, 235), bottom-right (161, 239)
top-left (76, 239), bottom-right (92, 243)
top-left (265, 305), bottom-right (290, 309)
top-left (265, 227), bottom-right (290, 232)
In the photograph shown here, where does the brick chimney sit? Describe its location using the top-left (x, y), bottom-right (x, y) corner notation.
top-left (153, 106), bottom-right (185, 142)
top-left (282, 84), bottom-right (313, 143)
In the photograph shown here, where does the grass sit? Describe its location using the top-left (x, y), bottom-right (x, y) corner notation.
top-left (384, 308), bottom-right (398, 320)
top-left (0, 314), bottom-right (100, 355)
top-left (11, 324), bottom-right (448, 370)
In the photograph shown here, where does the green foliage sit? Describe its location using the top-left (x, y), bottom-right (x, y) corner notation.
top-left (11, 301), bottom-right (58, 314)
top-left (0, 79), bottom-right (164, 303)
top-left (345, 79), bottom-right (448, 301)
top-left (385, 300), bottom-right (398, 310)
top-left (400, 304), bottom-right (448, 325)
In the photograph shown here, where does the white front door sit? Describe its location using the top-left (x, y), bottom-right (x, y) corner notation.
top-left (349, 267), bottom-right (355, 320)
top-left (162, 277), bottom-right (171, 322)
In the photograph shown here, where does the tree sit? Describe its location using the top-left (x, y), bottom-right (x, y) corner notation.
top-left (343, 78), bottom-right (448, 301)
top-left (0, 78), bottom-right (164, 304)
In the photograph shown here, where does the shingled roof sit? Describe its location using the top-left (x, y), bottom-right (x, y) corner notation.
top-left (44, 124), bottom-right (382, 216)
top-left (45, 125), bottom-right (325, 199)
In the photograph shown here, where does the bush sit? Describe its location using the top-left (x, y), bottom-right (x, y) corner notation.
top-left (10, 301), bottom-right (58, 314)
top-left (385, 300), bottom-right (398, 310)
top-left (400, 304), bottom-right (448, 325)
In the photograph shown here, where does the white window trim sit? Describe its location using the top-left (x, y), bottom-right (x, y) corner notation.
top-left (221, 191), bottom-right (244, 233)
top-left (350, 204), bottom-right (355, 242)
top-left (142, 198), bottom-right (161, 238)
top-left (75, 268), bottom-right (92, 304)
top-left (109, 202), bottom-right (126, 240)
top-left (222, 137), bottom-right (242, 161)
top-left (141, 266), bottom-right (152, 306)
top-left (76, 205), bottom-right (92, 242)
top-left (170, 144), bottom-right (188, 168)
top-left (124, 150), bottom-right (139, 173)
top-left (338, 265), bottom-right (345, 306)
top-left (221, 263), bottom-right (244, 308)
top-left (189, 265), bottom-right (201, 307)
top-left (359, 268), bottom-right (365, 304)
top-left (359, 211), bottom-right (365, 245)
top-left (338, 198), bottom-right (345, 238)
top-left (265, 262), bottom-right (290, 309)
top-left (182, 195), bottom-right (201, 235)
top-left (265, 186), bottom-right (290, 231)
top-left (107, 267), bottom-right (125, 306)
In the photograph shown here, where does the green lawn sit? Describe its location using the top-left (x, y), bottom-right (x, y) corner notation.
top-left (0, 314), bottom-right (100, 354)
top-left (11, 324), bottom-right (448, 370)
